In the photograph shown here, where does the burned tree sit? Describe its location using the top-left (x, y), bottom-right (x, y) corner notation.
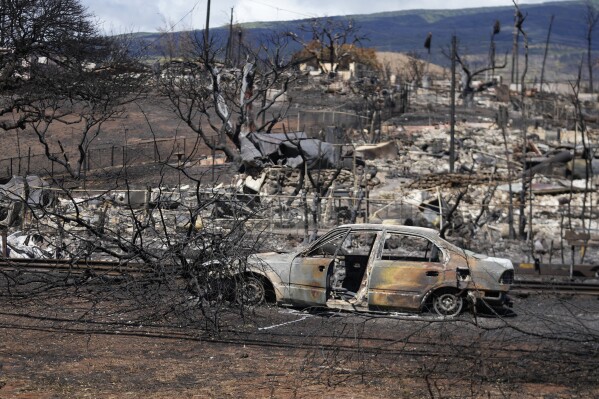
top-left (288, 17), bottom-right (367, 79)
top-left (453, 46), bottom-right (507, 107)
top-left (514, 1), bottom-right (529, 102)
top-left (157, 31), bottom-right (299, 163)
top-left (0, 171), bottom-right (275, 333)
top-left (585, 0), bottom-right (599, 93)
top-left (0, 0), bottom-right (146, 178)
top-left (489, 20), bottom-right (501, 77)
top-left (405, 51), bottom-right (427, 88)
top-left (539, 15), bottom-right (555, 93)
top-left (0, 0), bottom-right (278, 335)
top-left (444, 26), bottom-right (506, 107)
top-left (512, 0), bottom-right (531, 239)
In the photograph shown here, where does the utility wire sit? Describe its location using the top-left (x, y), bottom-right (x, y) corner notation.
top-left (129, 0), bottom-right (204, 57)
top-left (244, 0), bottom-right (318, 20)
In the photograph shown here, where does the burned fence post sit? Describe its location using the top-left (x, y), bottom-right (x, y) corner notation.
top-left (303, 167), bottom-right (309, 242)
top-left (1, 229), bottom-right (6, 257)
top-left (365, 186), bottom-right (370, 223)
top-left (144, 185), bottom-right (152, 218)
top-left (212, 137), bottom-right (216, 182)
top-left (278, 196), bottom-right (283, 228)
top-left (20, 177), bottom-right (29, 230)
top-left (499, 105), bottom-right (515, 239)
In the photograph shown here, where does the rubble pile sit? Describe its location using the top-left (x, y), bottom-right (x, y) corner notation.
top-left (360, 114), bottom-right (599, 262)
top-left (0, 82), bottom-right (598, 266)
top-left (253, 166), bottom-right (380, 197)
top-left (0, 180), bottom-right (281, 261)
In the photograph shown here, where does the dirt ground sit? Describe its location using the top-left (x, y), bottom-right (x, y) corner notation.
top-left (2, 326), bottom-right (341, 398)
top-left (0, 306), bottom-right (412, 398)
top-left (2, 293), bottom-right (599, 399)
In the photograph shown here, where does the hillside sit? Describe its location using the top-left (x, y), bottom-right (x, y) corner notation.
top-left (133, 1), bottom-right (597, 81)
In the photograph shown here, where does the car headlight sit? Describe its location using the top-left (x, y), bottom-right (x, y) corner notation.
top-left (499, 270), bottom-right (514, 284)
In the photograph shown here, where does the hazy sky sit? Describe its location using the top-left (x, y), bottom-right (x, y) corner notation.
top-left (81, 0), bottom-right (567, 33)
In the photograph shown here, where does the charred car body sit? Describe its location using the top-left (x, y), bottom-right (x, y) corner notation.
top-left (239, 224), bottom-right (514, 316)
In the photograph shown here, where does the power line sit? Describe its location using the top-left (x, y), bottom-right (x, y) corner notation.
top-left (132, 0), bottom-right (204, 57)
top-left (244, 0), bottom-right (318, 20)
top-left (164, 0), bottom-right (205, 32)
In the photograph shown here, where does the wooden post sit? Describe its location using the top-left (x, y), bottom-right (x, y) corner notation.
top-left (145, 185), bottom-right (152, 217)
top-left (2, 229), bottom-right (7, 257)
top-left (449, 35), bottom-right (456, 173)
top-left (204, 0), bottom-right (211, 59)
top-left (278, 196), bottom-right (283, 228)
top-left (21, 178), bottom-right (29, 230)
top-left (570, 245), bottom-right (575, 279)
top-left (212, 137), bottom-right (216, 182)
top-left (226, 7), bottom-right (234, 65)
top-left (437, 187), bottom-right (443, 231)
top-left (365, 186), bottom-right (370, 223)
top-left (540, 15), bottom-right (554, 93)
top-left (269, 199), bottom-right (273, 234)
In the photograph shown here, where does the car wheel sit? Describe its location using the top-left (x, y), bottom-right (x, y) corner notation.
top-left (235, 276), bottom-right (266, 306)
top-left (432, 291), bottom-right (464, 317)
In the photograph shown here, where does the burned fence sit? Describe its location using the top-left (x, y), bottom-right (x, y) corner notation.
top-left (292, 109), bottom-right (369, 138)
top-left (0, 137), bottom-right (198, 179)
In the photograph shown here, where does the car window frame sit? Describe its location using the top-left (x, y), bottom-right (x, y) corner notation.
top-left (377, 232), bottom-right (445, 265)
top-left (301, 227), bottom-right (351, 258)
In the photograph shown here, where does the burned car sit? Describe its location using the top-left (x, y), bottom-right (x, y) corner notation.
top-left (238, 224), bottom-right (513, 316)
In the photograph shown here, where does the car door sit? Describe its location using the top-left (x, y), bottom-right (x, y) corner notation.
top-left (287, 227), bottom-right (350, 306)
top-left (368, 232), bottom-right (445, 311)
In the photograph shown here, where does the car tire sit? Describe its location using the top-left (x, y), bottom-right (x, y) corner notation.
top-left (432, 290), bottom-right (464, 317)
top-left (235, 275), bottom-right (266, 306)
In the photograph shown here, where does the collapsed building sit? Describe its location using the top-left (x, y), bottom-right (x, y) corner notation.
top-left (0, 77), bottom-right (597, 267)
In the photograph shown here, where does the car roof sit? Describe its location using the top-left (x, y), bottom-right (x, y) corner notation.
top-left (337, 223), bottom-right (440, 239)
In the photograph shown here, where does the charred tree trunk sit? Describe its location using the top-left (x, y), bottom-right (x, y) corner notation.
top-left (540, 15), bottom-right (554, 93)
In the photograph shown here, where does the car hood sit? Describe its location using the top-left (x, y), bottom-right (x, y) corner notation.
top-left (462, 250), bottom-right (514, 286)
top-left (249, 252), bottom-right (296, 273)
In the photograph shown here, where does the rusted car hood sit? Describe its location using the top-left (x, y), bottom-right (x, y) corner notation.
top-left (248, 252), bottom-right (296, 281)
top-left (463, 250), bottom-right (513, 286)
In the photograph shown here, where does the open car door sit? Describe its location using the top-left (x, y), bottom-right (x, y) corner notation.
top-left (287, 227), bottom-right (350, 306)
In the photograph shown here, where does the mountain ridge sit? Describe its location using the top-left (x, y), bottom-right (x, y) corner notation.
top-left (134, 1), bottom-right (597, 79)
